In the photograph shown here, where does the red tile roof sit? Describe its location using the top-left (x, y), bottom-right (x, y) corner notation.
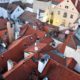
top-left (24, 43), bottom-right (47, 53)
top-left (0, 18), bottom-right (7, 30)
top-left (40, 37), bottom-right (53, 44)
top-left (66, 57), bottom-right (77, 69)
top-left (0, 29), bottom-right (7, 37)
top-left (3, 53), bottom-right (80, 80)
top-left (45, 52), bottom-right (66, 65)
top-left (20, 24), bottom-right (46, 39)
top-left (0, 33), bottom-right (37, 71)
top-left (57, 33), bottom-right (77, 53)
top-left (64, 33), bottom-right (77, 49)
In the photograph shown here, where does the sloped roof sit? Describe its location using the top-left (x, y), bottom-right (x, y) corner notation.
top-left (3, 53), bottom-right (80, 80)
top-left (20, 24), bottom-right (46, 39)
top-left (7, 4), bottom-right (17, 12)
top-left (57, 32), bottom-right (78, 54)
top-left (0, 3), bottom-right (8, 9)
top-left (64, 33), bottom-right (77, 49)
top-left (24, 43), bottom-right (47, 53)
top-left (19, 11), bottom-right (37, 23)
top-left (40, 37), bottom-right (53, 44)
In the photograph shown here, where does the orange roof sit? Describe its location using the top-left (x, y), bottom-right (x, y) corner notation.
top-left (24, 43), bottom-right (47, 53)
top-left (66, 57), bottom-right (77, 69)
top-left (0, 29), bottom-right (7, 37)
top-left (57, 33), bottom-right (78, 54)
top-left (40, 37), bottom-right (53, 44)
top-left (20, 24), bottom-right (46, 39)
top-left (3, 53), bottom-right (80, 80)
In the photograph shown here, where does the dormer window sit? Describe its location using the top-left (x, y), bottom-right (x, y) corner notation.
top-left (65, 6), bottom-right (69, 9)
top-left (67, 0), bottom-right (69, 2)
top-left (17, 8), bottom-right (20, 11)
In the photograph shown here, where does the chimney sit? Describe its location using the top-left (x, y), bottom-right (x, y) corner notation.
top-left (34, 42), bottom-right (38, 52)
top-left (75, 0), bottom-right (79, 7)
top-left (7, 21), bottom-right (14, 43)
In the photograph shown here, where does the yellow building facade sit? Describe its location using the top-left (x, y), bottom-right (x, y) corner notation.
top-left (43, 0), bottom-right (79, 27)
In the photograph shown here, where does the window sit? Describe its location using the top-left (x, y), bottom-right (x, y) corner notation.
top-left (65, 6), bottom-right (69, 9)
top-left (58, 11), bottom-right (60, 15)
top-left (67, 0), bottom-right (69, 2)
top-left (63, 12), bottom-right (67, 18)
top-left (17, 8), bottom-right (20, 11)
top-left (70, 14), bottom-right (73, 19)
top-left (51, 12), bottom-right (53, 16)
top-left (4, 32), bottom-right (7, 35)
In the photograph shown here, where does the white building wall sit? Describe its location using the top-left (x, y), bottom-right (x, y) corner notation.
top-left (64, 46), bottom-right (80, 72)
top-left (11, 6), bottom-right (24, 20)
top-left (33, 1), bottom-right (51, 13)
top-left (64, 46), bottom-right (80, 64)
top-left (74, 63), bottom-right (80, 73)
top-left (0, 7), bottom-right (8, 18)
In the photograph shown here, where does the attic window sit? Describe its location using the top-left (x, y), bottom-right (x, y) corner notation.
top-left (70, 14), bottom-right (73, 19)
top-left (65, 6), bottom-right (69, 9)
top-left (67, 0), bottom-right (69, 2)
top-left (63, 12), bottom-right (67, 18)
top-left (17, 9), bottom-right (20, 11)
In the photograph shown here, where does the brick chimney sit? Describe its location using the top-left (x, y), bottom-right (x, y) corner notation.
top-left (7, 21), bottom-right (14, 43)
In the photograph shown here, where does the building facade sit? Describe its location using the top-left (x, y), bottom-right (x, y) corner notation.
top-left (44, 0), bottom-right (79, 27)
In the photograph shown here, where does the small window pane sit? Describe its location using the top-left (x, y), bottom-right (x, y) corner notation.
top-left (63, 12), bottom-right (67, 18)
top-left (70, 14), bottom-right (73, 19)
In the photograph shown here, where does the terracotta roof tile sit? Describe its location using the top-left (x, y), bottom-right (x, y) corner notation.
top-left (0, 18), bottom-right (8, 30)
top-left (66, 57), bottom-right (77, 69)
top-left (3, 53), bottom-right (80, 80)
top-left (20, 24), bottom-right (46, 39)
top-left (24, 43), bottom-right (47, 53)
top-left (40, 37), bottom-right (53, 44)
